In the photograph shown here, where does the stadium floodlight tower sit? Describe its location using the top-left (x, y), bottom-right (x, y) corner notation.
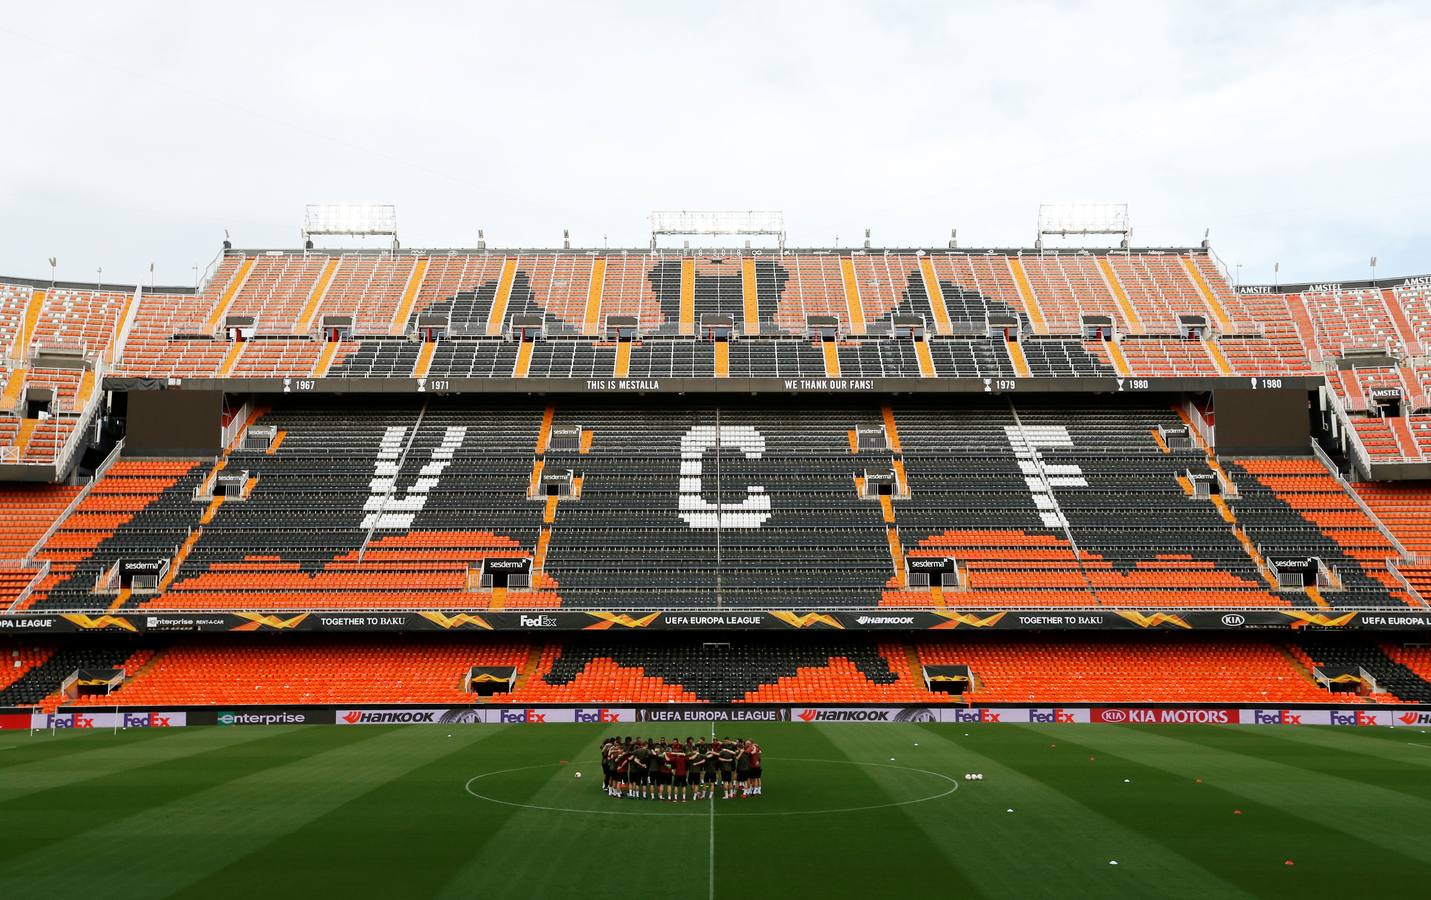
top-left (649, 210), bottom-right (785, 252)
top-left (1035, 203), bottom-right (1130, 251)
top-left (301, 203), bottom-right (399, 251)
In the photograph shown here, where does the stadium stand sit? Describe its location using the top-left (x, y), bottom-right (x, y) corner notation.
top-left (63, 638), bottom-right (529, 707)
top-left (4, 241), bottom-right (1431, 716)
top-left (4, 393), bottom-right (1415, 614)
top-left (919, 636), bottom-right (1350, 704)
top-left (7, 632), bottom-right (1428, 708)
top-left (516, 635), bottom-right (932, 704)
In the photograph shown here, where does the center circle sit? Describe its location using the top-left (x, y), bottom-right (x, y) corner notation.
top-left (463, 756), bottom-right (958, 817)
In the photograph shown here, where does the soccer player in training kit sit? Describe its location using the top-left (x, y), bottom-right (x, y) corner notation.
top-left (600, 736), bottom-right (764, 801)
top-left (717, 738), bottom-right (737, 798)
top-left (669, 738), bottom-right (690, 801)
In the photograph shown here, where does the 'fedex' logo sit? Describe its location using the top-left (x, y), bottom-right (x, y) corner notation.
top-left (1029, 708), bottom-right (1075, 723)
top-left (948, 709), bottom-right (1001, 723)
top-left (575, 708), bottom-right (623, 723)
top-left (1253, 710), bottom-right (1303, 725)
top-left (52, 713), bottom-right (96, 729)
top-left (498, 709), bottom-right (548, 724)
top-left (1331, 710), bottom-right (1378, 726)
top-left (122, 712), bottom-right (172, 728)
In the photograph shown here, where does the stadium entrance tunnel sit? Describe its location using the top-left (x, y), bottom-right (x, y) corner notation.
top-left (923, 664), bottom-right (971, 696)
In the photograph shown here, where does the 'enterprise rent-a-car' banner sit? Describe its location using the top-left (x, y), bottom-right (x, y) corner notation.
top-left (4, 609), bottom-right (1431, 633)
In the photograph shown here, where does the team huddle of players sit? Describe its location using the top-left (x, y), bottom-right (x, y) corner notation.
top-left (601, 736), bottom-right (763, 801)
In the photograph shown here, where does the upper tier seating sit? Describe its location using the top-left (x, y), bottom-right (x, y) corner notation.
top-left (27, 288), bottom-right (130, 359)
top-left (21, 460), bottom-right (206, 612)
top-left (12, 397), bottom-right (1411, 613)
top-left (1, 248), bottom-right (1360, 382)
top-left (1228, 458), bottom-right (1407, 606)
top-left (314, 255), bottom-right (418, 335)
top-left (1116, 338), bottom-right (1221, 376)
top-left (224, 255), bottom-right (329, 334)
top-left (1349, 481), bottom-right (1431, 601)
top-left (0, 483), bottom-right (81, 607)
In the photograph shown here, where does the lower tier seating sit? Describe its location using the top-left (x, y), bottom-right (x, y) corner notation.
top-left (3, 635), bottom-right (1422, 707)
top-left (919, 635), bottom-right (1348, 704)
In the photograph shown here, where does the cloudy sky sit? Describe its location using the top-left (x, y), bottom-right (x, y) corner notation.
top-left (2, 1), bottom-right (1428, 288)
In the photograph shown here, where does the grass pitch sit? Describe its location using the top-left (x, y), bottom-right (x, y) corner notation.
top-left (1, 722), bottom-right (1429, 898)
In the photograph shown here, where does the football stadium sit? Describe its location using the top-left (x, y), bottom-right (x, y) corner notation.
top-left (5, 3), bottom-right (1431, 898)
top-left (5, 217), bottom-right (1431, 898)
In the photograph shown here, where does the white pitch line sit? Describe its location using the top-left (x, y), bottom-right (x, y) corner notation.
top-left (463, 757), bottom-right (958, 819)
top-left (708, 722), bottom-right (715, 900)
top-left (1407, 743), bottom-right (1431, 750)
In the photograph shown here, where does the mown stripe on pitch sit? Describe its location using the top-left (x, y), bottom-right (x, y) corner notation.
top-left (1157, 724), bottom-right (1431, 803)
top-left (0, 727), bottom-right (176, 771)
top-left (1020, 724), bottom-right (1431, 885)
top-left (0, 725), bottom-right (385, 865)
top-left (911, 723), bottom-right (1261, 900)
top-left (1005, 724), bottom-right (1429, 893)
top-left (712, 724), bottom-right (984, 900)
top-left (432, 724), bottom-right (707, 900)
top-left (0, 723), bottom-right (307, 805)
top-left (177, 724), bottom-right (601, 900)
top-left (0, 725), bottom-right (504, 900)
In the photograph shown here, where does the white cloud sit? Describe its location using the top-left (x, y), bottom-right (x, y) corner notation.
top-left (1, 0), bottom-right (1428, 287)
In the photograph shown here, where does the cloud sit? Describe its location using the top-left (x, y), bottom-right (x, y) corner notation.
top-left (1, 0), bottom-right (1429, 286)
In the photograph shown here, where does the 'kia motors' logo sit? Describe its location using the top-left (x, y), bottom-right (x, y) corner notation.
top-left (1220, 614), bottom-right (1247, 627)
top-left (1099, 709), bottom-right (1129, 723)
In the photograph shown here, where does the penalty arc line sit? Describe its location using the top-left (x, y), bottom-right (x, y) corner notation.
top-left (463, 757), bottom-right (959, 819)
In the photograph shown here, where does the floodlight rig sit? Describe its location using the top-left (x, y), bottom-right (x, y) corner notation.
top-left (650, 210), bottom-right (786, 252)
top-left (1035, 203), bottom-right (1130, 250)
top-left (302, 204), bottom-right (399, 251)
